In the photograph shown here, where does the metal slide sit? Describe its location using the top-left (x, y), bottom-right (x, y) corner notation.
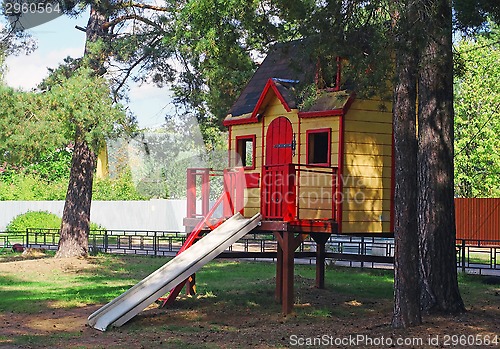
top-left (87, 213), bottom-right (261, 331)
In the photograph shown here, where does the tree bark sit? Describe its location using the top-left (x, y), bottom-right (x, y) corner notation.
top-left (55, 5), bottom-right (108, 258)
top-left (56, 136), bottom-right (96, 257)
top-left (392, 13), bottom-right (422, 328)
top-left (417, 0), bottom-right (465, 314)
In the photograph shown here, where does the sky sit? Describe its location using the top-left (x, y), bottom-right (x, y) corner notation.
top-left (3, 13), bottom-right (174, 129)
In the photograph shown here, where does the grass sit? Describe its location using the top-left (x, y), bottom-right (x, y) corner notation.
top-left (0, 253), bottom-right (167, 313)
top-left (0, 253), bottom-right (395, 315)
top-left (0, 253), bottom-right (498, 349)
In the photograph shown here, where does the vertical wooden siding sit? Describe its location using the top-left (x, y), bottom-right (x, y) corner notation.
top-left (455, 198), bottom-right (500, 241)
top-left (341, 99), bottom-right (393, 234)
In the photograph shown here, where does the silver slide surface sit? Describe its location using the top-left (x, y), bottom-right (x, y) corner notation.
top-left (87, 213), bottom-right (261, 331)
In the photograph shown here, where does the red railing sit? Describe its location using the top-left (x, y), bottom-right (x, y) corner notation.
top-left (162, 167), bottom-right (246, 306)
top-left (262, 164), bottom-right (339, 221)
top-left (186, 167), bottom-right (246, 221)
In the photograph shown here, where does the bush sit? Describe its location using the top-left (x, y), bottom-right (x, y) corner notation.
top-left (0, 173), bottom-right (67, 200)
top-left (92, 169), bottom-right (147, 200)
top-left (6, 211), bottom-right (104, 232)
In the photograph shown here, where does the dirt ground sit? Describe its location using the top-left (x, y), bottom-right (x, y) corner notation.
top-left (0, 257), bottom-right (499, 349)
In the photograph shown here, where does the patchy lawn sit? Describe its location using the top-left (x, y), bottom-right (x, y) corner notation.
top-left (0, 253), bottom-right (498, 348)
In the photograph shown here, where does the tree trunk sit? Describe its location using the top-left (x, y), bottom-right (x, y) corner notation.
top-left (55, 5), bottom-right (108, 258)
top-left (392, 13), bottom-right (421, 328)
top-left (417, 0), bottom-right (465, 314)
top-left (55, 136), bottom-right (96, 258)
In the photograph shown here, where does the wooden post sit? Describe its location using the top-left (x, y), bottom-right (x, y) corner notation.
top-left (282, 232), bottom-right (293, 314)
top-left (274, 231), bottom-right (307, 315)
top-left (311, 233), bottom-right (331, 289)
top-left (185, 274), bottom-right (196, 296)
top-left (275, 236), bottom-right (283, 303)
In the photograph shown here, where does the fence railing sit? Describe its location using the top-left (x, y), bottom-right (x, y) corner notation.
top-left (1, 230), bottom-right (498, 275)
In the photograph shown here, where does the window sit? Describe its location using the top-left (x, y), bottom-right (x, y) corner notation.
top-left (307, 128), bottom-right (331, 166)
top-left (236, 135), bottom-right (256, 169)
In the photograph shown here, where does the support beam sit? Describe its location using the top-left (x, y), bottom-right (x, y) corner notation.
top-left (282, 232), bottom-right (294, 314)
top-left (275, 243), bottom-right (283, 303)
top-left (311, 233), bottom-right (331, 289)
top-left (185, 274), bottom-right (196, 296)
top-left (273, 232), bottom-right (307, 315)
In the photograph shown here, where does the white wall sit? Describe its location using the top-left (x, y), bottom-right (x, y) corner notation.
top-left (0, 200), bottom-right (187, 232)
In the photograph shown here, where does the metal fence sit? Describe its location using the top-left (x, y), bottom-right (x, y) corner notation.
top-left (1, 229), bottom-right (498, 275)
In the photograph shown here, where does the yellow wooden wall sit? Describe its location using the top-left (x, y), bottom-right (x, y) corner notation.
top-left (341, 99), bottom-right (393, 234)
top-left (228, 93), bottom-right (394, 235)
top-left (297, 117), bottom-right (340, 220)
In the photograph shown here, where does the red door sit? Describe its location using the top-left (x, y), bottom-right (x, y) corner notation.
top-left (265, 117), bottom-right (293, 165)
top-left (263, 117), bottom-right (295, 220)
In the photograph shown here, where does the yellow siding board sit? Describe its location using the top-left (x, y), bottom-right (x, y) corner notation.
top-left (298, 198), bottom-right (333, 210)
top-left (244, 207), bottom-right (260, 217)
top-left (244, 198), bottom-right (260, 209)
top-left (341, 221), bottom-right (383, 234)
top-left (299, 187), bottom-right (335, 199)
top-left (344, 211), bottom-right (388, 222)
top-left (264, 103), bottom-right (291, 116)
top-left (299, 173), bottom-right (335, 187)
top-left (231, 126), bottom-right (261, 135)
top-left (345, 143), bottom-right (392, 156)
top-left (345, 120), bottom-right (392, 134)
top-left (300, 118), bottom-right (339, 130)
top-left (344, 187), bottom-right (391, 200)
top-left (343, 166), bottom-right (392, 181)
top-left (344, 132), bottom-right (393, 145)
top-left (350, 99), bottom-right (391, 112)
top-left (244, 188), bottom-right (260, 197)
top-left (298, 208), bottom-right (332, 220)
top-left (346, 111), bottom-right (393, 123)
top-left (342, 199), bottom-right (391, 213)
top-left (230, 124), bottom-right (262, 133)
top-left (341, 176), bottom-right (392, 189)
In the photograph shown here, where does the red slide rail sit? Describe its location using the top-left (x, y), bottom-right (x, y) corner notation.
top-left (161, 168), bottom-right (245, 306)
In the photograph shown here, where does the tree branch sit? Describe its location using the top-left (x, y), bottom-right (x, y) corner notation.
top-left (103, 14), bottom-right (162, 31)
top-left (112, 2), bottom-right (175, 12)
top-left (112, 37), bottom-right (162, 101)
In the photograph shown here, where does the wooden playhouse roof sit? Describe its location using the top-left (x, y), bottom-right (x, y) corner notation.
top-left (225, 41), bottom-right (315, 121)
top-left (224, 40), bottom-right (355, 126)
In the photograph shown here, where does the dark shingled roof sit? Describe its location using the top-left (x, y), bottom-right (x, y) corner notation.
top-left (227, 41), bottom-right (315, 118)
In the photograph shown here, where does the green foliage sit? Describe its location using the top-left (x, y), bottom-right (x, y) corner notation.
top-left (163, 1), bottom-right (394, 126)
top-left (6, 211), bottom-right (62, 231)
top-left (0, 168), bottom-right (154, 201)
top-left (0, 173), bottom-right (67, 200)
top-left (453, 0), bottom-right (500, 33)
top-left (0, 85), bottom-right (68, 164)
top-left (92, 169), bottom-right (147, 201)
top-left (165, 0), bottom-right (263, 128)
top-left (454, 27), bottom-right (500, 197)
top-left (44, 67), bottom-right (128, 152)
top-left (6, 211), bottom-right (103, 232)
top-left (25, 148), bottom-right (72, 182)
top-left (0, 65), bottom-right (130, 165)
top-left (0, 50), bottom-right (5, 82)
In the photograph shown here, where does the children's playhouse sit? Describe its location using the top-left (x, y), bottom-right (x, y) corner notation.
top-left (183, 42), bottom-right (394, 314)
top-left (87, 42), bottom-right (395, 330)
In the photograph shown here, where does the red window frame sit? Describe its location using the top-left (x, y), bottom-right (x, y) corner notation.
top-left (236, 135), bottom-right (256, 170)
top-left (306, 128), bottom-right (331, 167)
